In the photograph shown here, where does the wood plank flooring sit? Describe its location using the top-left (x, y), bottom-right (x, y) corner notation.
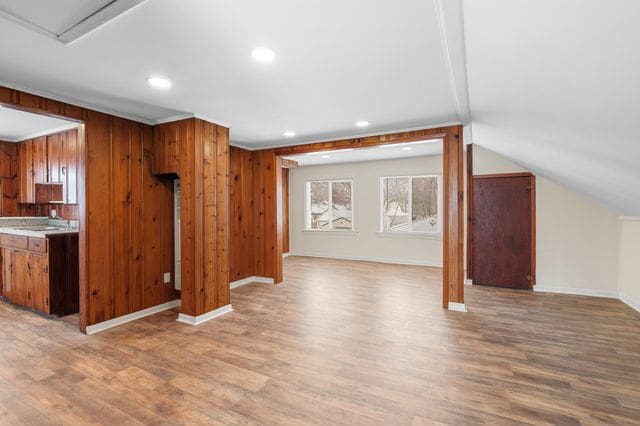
top-left (1, 256), bottom-right (639, 425)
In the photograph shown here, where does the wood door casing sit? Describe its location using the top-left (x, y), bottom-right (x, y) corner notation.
top-left (472, 173), bottom-right (535, 289)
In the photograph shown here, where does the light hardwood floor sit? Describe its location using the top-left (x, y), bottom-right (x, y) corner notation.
top-left (1, 256), bottom-right (639, 425)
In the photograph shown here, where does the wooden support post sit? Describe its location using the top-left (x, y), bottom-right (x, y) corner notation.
top-left (443, 125), bottom-right (465, 309)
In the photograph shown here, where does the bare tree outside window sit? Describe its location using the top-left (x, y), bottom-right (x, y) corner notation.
top-left (381, 175), bottom-right (440, 233)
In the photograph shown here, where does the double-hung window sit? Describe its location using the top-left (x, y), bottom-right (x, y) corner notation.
top-left (380, 175), bottom-right (441, 234)
top-left (305, 179), bottom-right (353, 230)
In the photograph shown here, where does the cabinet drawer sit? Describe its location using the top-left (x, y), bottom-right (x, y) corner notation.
top-left (28, 237), bottom-right (47, 253)
top-left (0, 234), bottom-right (28, 250)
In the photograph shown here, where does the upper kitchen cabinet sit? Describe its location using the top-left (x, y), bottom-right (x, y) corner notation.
top-left (18, 128), bottom-right (79, 204)
top-left (153, 121), bottom-right (180, 175)
top-left (19, 139), bottom-right (34, 203)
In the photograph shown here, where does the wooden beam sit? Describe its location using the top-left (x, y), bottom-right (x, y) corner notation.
top-left (281, 158), bottom-right (298, 169)
top-left (273, 127), bottom-right (448, 156)
top-left (443, 125), bottom-right (464, 308)
top-left (466, 144), bottom-right (473, 281)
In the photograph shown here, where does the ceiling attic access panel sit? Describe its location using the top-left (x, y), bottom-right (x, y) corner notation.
top-left (0, 0), bottom-right (146, 44)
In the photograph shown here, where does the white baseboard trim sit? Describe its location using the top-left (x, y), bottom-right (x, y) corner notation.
top-left (177, 304), bottom-right (233, 326)
top-left (230, 276), bottom-right (275, 289)
top-left (283, 252), bottom-right (291, 258)
top-left (619, 292), bottom-right (640, 313)
top-left (86, 299), bottom-right (180, 335)
top-left (448, 302), bottom-right (467, 312)
top-left (464, 279), bottom-right (473, 285)
top-left (533, 286), bottom-right (619, 299)
top-left (288, 252), bottom-right (442, 268)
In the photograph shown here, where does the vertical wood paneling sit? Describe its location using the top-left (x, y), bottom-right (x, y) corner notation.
top-left (85, 110), bottom-right (113, 324)
top-left (443, 125), bottom-right (464, 306)
top-left (215, 125), bottom-right (230, 307)
top-left (282, 168), bottom-right (290, 254)
top-left (160, 118), bottom-right (229, 318)
top-left (112, 117), bottom-right (131, 317)
top-left (229, 146), bottom-right (255, 281)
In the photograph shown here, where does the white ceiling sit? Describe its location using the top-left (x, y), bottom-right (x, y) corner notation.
top-left (283, 139), bottom-right (443, 167)
top-left (0, 0), bottom-right (638, 214)
top-left (0, 0), bottom-right (459, 147)
top-left (0, 106), bottom-right (77, 142)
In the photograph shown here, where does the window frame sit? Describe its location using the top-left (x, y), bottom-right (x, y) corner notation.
top-left (378, 174), bottom-right (442, 235)
top-left (304, 178), bottom-right (355, 232)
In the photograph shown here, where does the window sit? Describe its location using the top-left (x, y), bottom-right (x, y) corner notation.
top-left (305, 179), bottom-right (353, 230)
top-left (380, 175), bottom-right (441, 234)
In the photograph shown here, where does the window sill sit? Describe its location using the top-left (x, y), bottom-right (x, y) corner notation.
top-left (375, 231), bottom-right (442, 240)
top-left (303, 229), bottom-right (359, 236)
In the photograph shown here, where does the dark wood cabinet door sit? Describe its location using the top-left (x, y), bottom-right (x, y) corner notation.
top-left (19, 140), bottom-right (34, 203)
top-left (472, 174), bottom-right (535, 289)
top-left (29, 253), bottom-right (49, 314)
top-left (32, 136), bottom-right (48, 185)
top-left (10, 250), bottom-right (30, 306)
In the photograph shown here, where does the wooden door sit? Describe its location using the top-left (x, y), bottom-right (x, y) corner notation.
top-left (471, 173), bottom-right (535, 289)
top-left (19, 140), bottom-right (34, 203)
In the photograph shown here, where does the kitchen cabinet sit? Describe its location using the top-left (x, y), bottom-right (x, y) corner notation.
top-left (18, 129), bottom-right (79, 204)
top-left (19, 140), bottom-right (34, 203)
top-left (0, 233), bottom-right (79, 316)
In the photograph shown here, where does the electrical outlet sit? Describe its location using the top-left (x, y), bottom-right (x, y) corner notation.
top-left (163, 272), bottom-right (171, 283)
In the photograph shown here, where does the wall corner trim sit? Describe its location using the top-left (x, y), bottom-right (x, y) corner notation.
top-left (85, 300), bottom-right (180, 335)
top-left (230, 276), bottom-right (275, 289)
top-left (448, 302), bottom-right (467, 312)
top-left (177, 304), bottom-right (233, 326)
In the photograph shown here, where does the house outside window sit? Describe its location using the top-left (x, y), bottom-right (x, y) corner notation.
top-left (305, 180), bottom-right (353, 230)
top-left (380, 175), bottom-right (441, 234)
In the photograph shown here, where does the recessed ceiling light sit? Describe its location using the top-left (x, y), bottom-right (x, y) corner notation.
top-left (283, 131), bottom-right (296, 137)
top-left (321, 155), bottom-right (330, 159)
top-left (252, 47), bottom-right (275, 62)
top-left (146, 76), bottom-right (171, 89)
top-left (356, 121), bottom-right (370, 128)
top-left (402, 147), bottom-right (412, 151)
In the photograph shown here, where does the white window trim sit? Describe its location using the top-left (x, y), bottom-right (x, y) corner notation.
top-left (304, 178), bottom-right (355, 232)
top-left (378, 174), bottom-right (442, 235)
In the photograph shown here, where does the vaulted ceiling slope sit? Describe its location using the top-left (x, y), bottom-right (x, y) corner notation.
top-left (464, 0), bottom-right (640, 215)
top-left (0, 0), bottom-right (458, 146)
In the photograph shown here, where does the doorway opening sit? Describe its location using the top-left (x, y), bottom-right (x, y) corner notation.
top-left (0, 104), bottom-right (83, 328)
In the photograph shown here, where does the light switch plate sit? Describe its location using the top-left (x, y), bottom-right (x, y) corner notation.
top-left (163, 272), bottom-right (171, 283)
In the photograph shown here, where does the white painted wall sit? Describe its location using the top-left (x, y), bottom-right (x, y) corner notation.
top-left (289, 155), bottom-right (443, 266)
top-left (473, 145), bottom-right (620, 296)
top-left (289, 145), bottom-right (625, 304)
top-left (619, 218), bottom-right (640, 311)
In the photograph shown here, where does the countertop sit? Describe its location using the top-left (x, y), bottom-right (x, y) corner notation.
top-left (0, 217), bottom-right (79, 238)
top-left (0, 227), bottom-right (79, 238)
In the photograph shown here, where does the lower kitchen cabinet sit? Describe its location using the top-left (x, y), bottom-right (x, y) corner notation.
top-left (0, 234), bottom-right (78, 316)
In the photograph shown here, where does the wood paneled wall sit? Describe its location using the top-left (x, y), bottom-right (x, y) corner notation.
top-left (229, 146), bottom-right (255, 282)
top-left (0, 141), bottom-right (20, 216)
top-left (155, 118), bottom-right (230, 318)
top-left (0, 86), bottom-right (178, 332)
top-left (85, 113), bottom-right (177, 326)
top-left (282, 168), bottom-right (290, 254)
